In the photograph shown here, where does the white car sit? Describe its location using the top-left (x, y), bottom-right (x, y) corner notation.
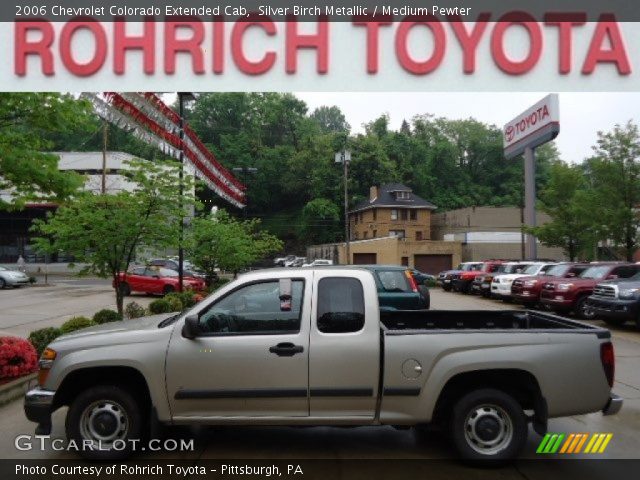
top-left (301, 259), bottom-right (334, 267)
top-left (0, 266), bottom-right (30, 288)
top-left (284, 256), bottom-right (306, 267)
top-left (491, 262), bottom-right (557, 299)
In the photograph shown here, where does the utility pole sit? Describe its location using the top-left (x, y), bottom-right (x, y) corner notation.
top-left (523, 147), bottom-right (537, 260)
top-left (101, 120), bottom-right (108, 194)
top-left (177, 92), bottom-right (195, 292)
top-left (232, 166), bottom-right (258, 218)
top-left (335, 150), bottom-right (352, 264)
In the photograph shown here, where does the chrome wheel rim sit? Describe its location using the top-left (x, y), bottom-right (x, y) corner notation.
top-left (79, 400), bottom-right (129, 447)
top-left (464, 404), bottom-right (513, 455)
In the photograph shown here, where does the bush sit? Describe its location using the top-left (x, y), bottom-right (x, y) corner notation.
top-left (0, 336), bottom-right (38, 379)
top-left (92, 309), bottom-right (122, 324)
top-left (164, 294), bottom-right (183, 312)
top-left (60, 316), bottom-right (96, 334)
top-left (149, 298), bottom-right (172, 314)
top-left (28, 327), bottom-right (62, 356)
top-left (124, 301), bottom-right (146, 319)
top-left (165, 291), bottom-right (198, 310)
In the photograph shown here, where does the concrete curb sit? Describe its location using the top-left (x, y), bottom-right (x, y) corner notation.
top-left (0, 373), bottom-right (36, 407)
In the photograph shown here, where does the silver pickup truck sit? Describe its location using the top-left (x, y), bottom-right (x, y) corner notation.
top-left (25, 267), bottom-right (621, 461)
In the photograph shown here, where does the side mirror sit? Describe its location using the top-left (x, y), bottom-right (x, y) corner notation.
top-left (182, 315), bottom-right (201, 339)
top-left (565, 272), bottom-right (576, 278)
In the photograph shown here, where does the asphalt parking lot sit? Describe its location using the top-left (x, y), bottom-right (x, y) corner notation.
top-left (1, 284), bottom-right (639, 478)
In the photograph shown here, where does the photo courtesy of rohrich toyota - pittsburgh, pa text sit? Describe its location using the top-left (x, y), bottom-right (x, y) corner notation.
top-left (1, 0), bottom-right (640, 479)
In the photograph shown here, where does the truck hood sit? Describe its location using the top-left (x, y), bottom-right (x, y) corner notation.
top-left (598, 278), bottom-right (640, 289)
top-left (50, 313), bottom-right (176, 349)
top-left (544, 277), bottom-right (599, 288)
top-left (493, 273), bottom-right (526, 282)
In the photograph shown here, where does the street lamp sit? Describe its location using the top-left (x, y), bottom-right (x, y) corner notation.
top-left (232, 166), bottom-right (258, 218)
top-left (335, 150), bottom-right (351, 264)
top-left (177, 92), bottom-right (196, 292)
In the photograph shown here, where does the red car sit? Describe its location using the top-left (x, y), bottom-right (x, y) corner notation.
top-left (511, 263), bottom-right (589, 307)
top-left (114, 266), bottom-right (205, 296)
top-left (540, 263), bottom-right (640, 318)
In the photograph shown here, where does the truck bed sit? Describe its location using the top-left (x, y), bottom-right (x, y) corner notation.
top-left (380, 309), bottom-right (610, 337)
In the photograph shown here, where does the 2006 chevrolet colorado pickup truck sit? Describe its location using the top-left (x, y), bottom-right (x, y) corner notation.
top-left (25, 267), bottom-right (622, 462)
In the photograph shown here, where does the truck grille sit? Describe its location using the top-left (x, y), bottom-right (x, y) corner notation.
top-left (593, 284), bottom-right (616, 298)
top-left (513, 279), bottom-right (524, 287)
top-left (542, 282), bottom-right (555, 291)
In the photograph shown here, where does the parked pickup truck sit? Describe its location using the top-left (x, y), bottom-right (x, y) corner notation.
top-left (587, 273), bottom-right (640, 328)
top-left (25, 267), bottom-right (621, 462)
top-left (540, 262), bottom-right (640, 319)
top-left (512, 263), bottom-right (589, 308)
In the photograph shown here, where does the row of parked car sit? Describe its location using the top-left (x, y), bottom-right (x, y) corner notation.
top-left (273, 255), bottom-right (334, 267)
top-left (438, 260), bottom-right (640, 329)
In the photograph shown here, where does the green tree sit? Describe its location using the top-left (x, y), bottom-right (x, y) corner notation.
top-left (301, 198), bottom-right (342, 244)
top-left (587, 121), bottom-right (640, 261)
top-left (529, 162), bottom-right (600, 261)
top-left (309, 106), bottom-right (350, 134)
top-left (31, 159), bottom-right (191, 315)
top-left (187, 210), bottom-right (283, 278)
top-left (0, 93), bottom-right (89, 209)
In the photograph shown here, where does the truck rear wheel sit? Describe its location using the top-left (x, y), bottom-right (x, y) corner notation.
top-left (450, 388), bottom-right (527, 463)
top-left (65, 385), bottom-right (143, 460)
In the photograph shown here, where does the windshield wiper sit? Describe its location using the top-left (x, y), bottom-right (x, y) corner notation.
top-left (158, 312), bottom-right (182, 328)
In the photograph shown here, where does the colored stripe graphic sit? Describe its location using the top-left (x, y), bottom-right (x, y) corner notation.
top-left (537, 433), bottom-right (613, 454)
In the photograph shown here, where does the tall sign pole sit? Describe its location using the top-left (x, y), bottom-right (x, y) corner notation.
top-left (335, 150), bottom-right (352, 264)
top-left (504, 94), bottom-right (560, 260)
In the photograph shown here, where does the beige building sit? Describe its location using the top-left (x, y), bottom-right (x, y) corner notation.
top-left (307, 183), bottom-right (462, 273)
top-left (431, 206), bottom-right (567, 261)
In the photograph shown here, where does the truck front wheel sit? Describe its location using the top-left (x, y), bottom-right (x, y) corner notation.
top-left (450, 388), bottom-right (527, 462)
top-left (65, 385), bottom-right (143, 460)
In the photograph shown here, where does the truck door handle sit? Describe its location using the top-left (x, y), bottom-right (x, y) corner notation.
top-left (269, 342), bottom-right (304, 357)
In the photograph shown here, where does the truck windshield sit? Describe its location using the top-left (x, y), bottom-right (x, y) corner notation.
top-left (545, 265), bottom-right (570, 277)
top-left (522, 265), bottom-right (542, 275)
top-left (580, 266), bottom-right (611, 279)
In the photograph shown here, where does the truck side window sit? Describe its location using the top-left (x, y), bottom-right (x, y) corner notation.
top-left (198, 280), bottom-right (304, 334)
top-left (317, 277), bottom-right (365, 333)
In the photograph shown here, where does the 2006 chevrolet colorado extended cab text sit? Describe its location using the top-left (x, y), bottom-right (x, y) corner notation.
top-left (25, 267), bottom-right (621, 462)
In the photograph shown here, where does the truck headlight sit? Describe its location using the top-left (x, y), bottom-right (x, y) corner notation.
top-left (557, 283), bottom-right (574, 292)
top-left (38, 348), bottom-right (56, 386)
top-left (619, 288), bottom-right (640, 299)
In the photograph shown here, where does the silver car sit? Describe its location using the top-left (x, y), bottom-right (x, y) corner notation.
top-left (0, 266), bottom-right (30, 288)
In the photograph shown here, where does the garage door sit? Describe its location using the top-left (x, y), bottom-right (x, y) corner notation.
top-left (414, 254), bottom-right (452, 274)
top-left (353, 253), bottom-right (377, 265)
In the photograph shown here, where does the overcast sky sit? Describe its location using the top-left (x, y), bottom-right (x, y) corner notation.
top-left (295, 92), bottom-right (640, 164)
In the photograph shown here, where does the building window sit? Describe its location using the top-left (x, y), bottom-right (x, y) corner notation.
top-left (391, 209), bottom-right (398, 220)
top-left (389, 230), bottom-right (405, 239)
top-left (363, 232), bottom-right (368, 239)
top-left (416, 231), bottom-right (423, 241)
top-left (396, 191), bottom-right (410, 200)
top-left (372, 209), bottom-right (377, 221)
top-left (410, 210), bottom-right (417, 221)
top-left (372, 230), bottom-right (377, 238)
top-left (400, 209), bottom-right (408, 221)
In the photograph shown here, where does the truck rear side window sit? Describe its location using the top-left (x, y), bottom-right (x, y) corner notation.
top-left (376, 270), bottom-right (411, 292)
top-left (317, 278), bottom-right (365, 333)
top-left (198, 280), bottom-right (304, 334)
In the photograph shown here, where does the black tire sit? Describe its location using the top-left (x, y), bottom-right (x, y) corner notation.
top-left (65, 385), bottom-right (143, 460)
top-left (119, 282), bottom-right (131, 296)
top-left (442, 284), bottom-right (452, 292)
top-left (450, 388), bottom-right (527, 463)
top-left (163, 285), bottom-right (175, 295)
top-left (0, 278), bottom-right (5, 289)
top-left (575, 295), bottom-right (596, 320)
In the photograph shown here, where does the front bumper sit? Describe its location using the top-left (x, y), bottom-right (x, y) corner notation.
top-left (540, 293), bottom-right (574, 309)
top-left (491, 283), bottom-right (513, 297)
top-left (602, 394), bottom-right (623, 416)
top-left (24, 387), bottom-right (55, 435)
top-left (4, 277), bottom-right (29, 286)
top-left (587, 297), bottom-right (639, 320)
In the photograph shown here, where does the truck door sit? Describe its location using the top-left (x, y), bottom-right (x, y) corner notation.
top-left (166, 276), bottom-right (310, 418)
top-left (309, 270), bottom-right (380, 418)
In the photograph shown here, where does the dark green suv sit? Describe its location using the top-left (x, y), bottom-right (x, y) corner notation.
top-left (359, 265), bottom-right (430, 310)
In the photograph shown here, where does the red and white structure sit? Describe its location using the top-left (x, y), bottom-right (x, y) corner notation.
top-left (83, 92), bottom-right (246, 208)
